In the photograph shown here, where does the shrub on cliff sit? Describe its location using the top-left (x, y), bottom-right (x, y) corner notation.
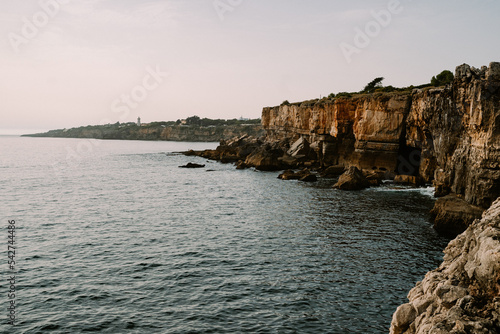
top-left (431, 70), bottom-right (454, 86)
top-left (300, 99), bottom-right (319, 107)
top-left (362, 77), bottom-right (384, 93)
top-left (378, 85), bottom-right (396, 92)
top-left (281, 100), bottom-right (290, 106)
top-left (336, 92), bottom-right (353, 98)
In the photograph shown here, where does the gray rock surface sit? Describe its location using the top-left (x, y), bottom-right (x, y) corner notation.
top-left (390, 197), bottom-right (500, 334)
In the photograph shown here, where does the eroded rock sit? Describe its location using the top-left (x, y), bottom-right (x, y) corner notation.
top-left (390, 197), bottom-right (500, 334)
top-left (430, 195), bottom-right (484, 237)
top-left (244, 145), bottom-right (286, 171)
top-left (333, 166), bottom-right (370, 191)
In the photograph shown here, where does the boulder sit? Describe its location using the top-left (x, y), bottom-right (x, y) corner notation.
top-left (320, 165), bottom-right (345, 178)
top-left (333, 166), bottom-right (370, 191)
top-left (278, 169), bottom-right (300, 180)
top-left (391, 303), bottom-right (417, 334)
top-left (299, 173), bottom-right (317, 182)
top-left (183, 135), bottom-right (262, 164)
top-left (244, 145), bottom-right (285, 171)
top-left (430, 194), bottom-right (484, 236)
top-left (278, 169), bottom-right (317, 182)
top-left (287, 137), bottom-right (310, 157)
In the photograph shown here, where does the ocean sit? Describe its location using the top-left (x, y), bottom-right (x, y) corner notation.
top-left (1, 136), bottom-right (449, 333)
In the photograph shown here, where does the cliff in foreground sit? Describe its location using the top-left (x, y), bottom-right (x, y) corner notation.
top-left (390, 198), bottom-right (500, 333)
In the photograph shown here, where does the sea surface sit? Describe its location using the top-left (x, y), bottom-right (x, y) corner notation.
top-left (1, 136), bottom-right (450, 333)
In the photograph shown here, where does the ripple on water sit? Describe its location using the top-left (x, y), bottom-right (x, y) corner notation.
top-left (0, 138), bottom-right (450, 334)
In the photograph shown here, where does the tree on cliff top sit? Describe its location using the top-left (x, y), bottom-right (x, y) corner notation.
top-left (431, 70), bottom-right (454, 87)
top-left (362, 77), bottom-right (384, 93)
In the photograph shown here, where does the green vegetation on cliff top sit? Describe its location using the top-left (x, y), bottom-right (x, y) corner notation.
top-left (279, 69), bottom-right (454, 107)
top-left (23, 116), bottom-right (262, 141)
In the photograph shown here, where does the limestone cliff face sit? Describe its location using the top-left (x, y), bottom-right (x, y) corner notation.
top-left (406, 64), bottom-right (500, 209)
top-left (262, 62), bottom-right (500, 213)
top-left (390, 198), bottom-right (500, 334)
top-left (262, 93), bottom-right (410, 171)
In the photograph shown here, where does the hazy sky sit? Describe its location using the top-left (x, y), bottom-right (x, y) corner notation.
top-left (1, 0), bottom-right (499, 134)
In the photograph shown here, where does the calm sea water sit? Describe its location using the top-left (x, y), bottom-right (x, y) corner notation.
top-left (1, 136), bottom-right (449, 334)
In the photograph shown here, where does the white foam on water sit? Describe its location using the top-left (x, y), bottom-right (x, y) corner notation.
top-left (371, 184), bottom-right (436, 198)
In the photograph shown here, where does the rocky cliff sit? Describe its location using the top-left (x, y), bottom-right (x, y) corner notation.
top-left (181, 63), bottom-right (500, 332)
top-left (262, 62), bottom-right (500, 234)
top-left (390, 198), bottom-right (500, 334)
top-left (24, 124), bottom-right (264, 142)
top-left (263, 93), bottom-right (411, 172)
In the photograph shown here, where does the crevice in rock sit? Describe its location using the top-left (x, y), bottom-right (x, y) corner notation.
top-left (397, 121), bottom-right (421, 176)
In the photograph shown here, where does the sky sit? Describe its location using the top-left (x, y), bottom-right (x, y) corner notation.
top-left (0, 0), bottom-right (499, 134)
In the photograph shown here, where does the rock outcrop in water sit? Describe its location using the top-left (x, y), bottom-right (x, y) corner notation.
top-left (187, 62), bottom-right (499, 236)
top-left (262, 92), bottom-right (411, 172)
top-left (390, 198), bottom-right (500, 334)
top-left (261, 62), bottom-right (499, 235)
top-left (180, 62), bottom-right (500, 332)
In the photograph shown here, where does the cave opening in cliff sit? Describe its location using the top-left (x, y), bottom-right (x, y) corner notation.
top-left (397, 145), bottom-right (421, 176)
top-left (397, 132), bottom-right (422, 176)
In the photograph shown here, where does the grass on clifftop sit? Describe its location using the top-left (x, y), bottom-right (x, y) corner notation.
top-left (277, 69), bottom-right (454, 108)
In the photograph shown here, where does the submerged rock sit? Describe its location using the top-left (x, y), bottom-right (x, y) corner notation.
top-left (390, 197), bottom-right (500, 334)
top-left (179, 163), bottom-right (205, 168)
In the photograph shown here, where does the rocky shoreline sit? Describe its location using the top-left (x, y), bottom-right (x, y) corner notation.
top-left (185, 62), bottom-right (500, 332)
top-left (390, 198), bottom-right (500, 333)
top-left (187, 62), bottom-right (500, 238)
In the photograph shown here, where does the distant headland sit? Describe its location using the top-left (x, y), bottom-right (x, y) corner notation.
top-left (22, 116), bottom-right (264, 142)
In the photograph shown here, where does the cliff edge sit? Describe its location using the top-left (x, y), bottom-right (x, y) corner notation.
top-left (261, 62), bottom-right (500, 235)
top-left (390, 197), bottom-right (500, 334)
top-left (186, 62), bottom-right (499, 235)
